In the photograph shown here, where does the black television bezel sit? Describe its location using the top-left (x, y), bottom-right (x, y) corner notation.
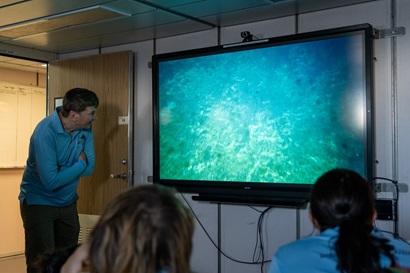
top-left (152, 23), bottom-right (374, 208)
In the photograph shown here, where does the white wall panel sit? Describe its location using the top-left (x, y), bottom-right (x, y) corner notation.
top-left (156, 29), bottom-right (219, 53)
top-left (396, 0), bottom-right (410, 240)
top-left (181, 194), bottom-right (219, 273)
top-left (220, 205), bottom-right (300, 273)
top-left (298, 0), bottom-right (390, 33)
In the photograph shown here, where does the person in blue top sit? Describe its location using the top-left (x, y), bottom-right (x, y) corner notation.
top-left (268, 168), bottom-right (410, 273)
top-left (18, 87), bottom-right (99, 273)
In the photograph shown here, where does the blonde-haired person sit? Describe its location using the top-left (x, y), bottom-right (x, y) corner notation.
top-left (61, 184), bottom-right (194, 273)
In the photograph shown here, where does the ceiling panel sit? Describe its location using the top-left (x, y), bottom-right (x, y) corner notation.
top-left (103, 0), bottom-right (156, 14)
top-left (29, 20), bottom-right (213, 54)
top-left (0, 0), bottom-right (378, 71)
top-left (159, 0), bottom-right (270, 15)
top-left (9, 10), bottom-right (195, 47)
top-left (0, 1), bottom-right (100, 26)
top-left (172, 0), bottom-right (377, 26)
top-left (0, 7), bottom-right (125, 39)
top-left (0, 0), bottom-right (27, 9)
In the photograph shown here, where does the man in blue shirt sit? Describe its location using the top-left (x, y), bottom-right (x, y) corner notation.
top-left (19, 87), bottom-right (99, 273)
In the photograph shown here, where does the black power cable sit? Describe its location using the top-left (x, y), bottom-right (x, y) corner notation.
top-left (181, 193), bottom-right (274, 273)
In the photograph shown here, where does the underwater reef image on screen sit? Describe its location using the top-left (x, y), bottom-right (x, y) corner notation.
top-left (158, 34), bottom-right (366, 184)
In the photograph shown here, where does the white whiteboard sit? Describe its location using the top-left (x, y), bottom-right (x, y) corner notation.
top-left (0, 82), bottom-right (46, 168)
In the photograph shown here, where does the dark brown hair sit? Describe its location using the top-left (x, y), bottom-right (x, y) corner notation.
top-left (60, 88), bottom-right (99, 117)
top-left (310, 169), bottom-right (395, 273)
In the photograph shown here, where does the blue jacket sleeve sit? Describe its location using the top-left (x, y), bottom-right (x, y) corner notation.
top-left (33, 129), bottom-right (93, 191)
top-left (81, 131), bottom-right (95, 176)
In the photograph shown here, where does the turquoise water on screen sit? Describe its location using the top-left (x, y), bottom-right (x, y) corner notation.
top-left (158, 35), bottom-right (366, 184)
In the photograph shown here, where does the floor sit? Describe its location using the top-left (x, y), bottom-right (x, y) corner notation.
top-left (0, 254), bottom-right (26, 273)
top-left (0, 254), bottom-right (89, 273)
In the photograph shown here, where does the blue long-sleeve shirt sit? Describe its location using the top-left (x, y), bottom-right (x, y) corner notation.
top-left (19, 107), bottom-right (95, 206)
top-left (268, 227), bottom-right (410, 273)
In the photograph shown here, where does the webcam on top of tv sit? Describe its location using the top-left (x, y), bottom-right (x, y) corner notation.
top-left (241, 31), bottom-right (257, 42)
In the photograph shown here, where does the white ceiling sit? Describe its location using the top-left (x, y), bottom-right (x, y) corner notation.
top-left (0, 0), bottom-right (377, 73)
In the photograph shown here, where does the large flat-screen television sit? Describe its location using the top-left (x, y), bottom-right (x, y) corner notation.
top-left (152, 23), bottom-right (374, 207)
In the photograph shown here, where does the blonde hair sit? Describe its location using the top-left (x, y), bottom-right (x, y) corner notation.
top-left (89, 184), bottom-right (194, 273)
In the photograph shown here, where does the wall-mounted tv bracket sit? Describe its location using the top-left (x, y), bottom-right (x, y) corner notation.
top-left (374, 27), bottom-right (405, 39)
top-left (375, 182), bottom-right (408, 199)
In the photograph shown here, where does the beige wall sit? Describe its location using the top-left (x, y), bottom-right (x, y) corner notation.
top-left (0, 68), bottom-right (46, 257)
top-left (0, 169), bottom-right (25, 256)
top-left (0, 67), bottom-right (46, 88)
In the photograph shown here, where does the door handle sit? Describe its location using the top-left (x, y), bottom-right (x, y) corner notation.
top-left (110, 172), bottom-right (127, 180)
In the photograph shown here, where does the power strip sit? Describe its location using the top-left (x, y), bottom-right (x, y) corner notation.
top-left (375, 198), bottom-right (396, 221)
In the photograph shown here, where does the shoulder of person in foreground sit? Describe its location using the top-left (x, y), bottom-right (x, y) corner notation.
top-left (60, 243), bottom-right (89, 273)
top-left (373, 229), bottom-right (410, 267)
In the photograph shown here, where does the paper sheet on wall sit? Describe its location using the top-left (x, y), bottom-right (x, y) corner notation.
top-left (0, 82), bottom-right (46, 168)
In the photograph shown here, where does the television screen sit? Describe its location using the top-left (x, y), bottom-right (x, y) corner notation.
top-left (152, 23), bottom-right (374, 207)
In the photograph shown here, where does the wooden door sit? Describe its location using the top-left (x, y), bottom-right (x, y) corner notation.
top-left (48, 51), bottom-right (133, 214)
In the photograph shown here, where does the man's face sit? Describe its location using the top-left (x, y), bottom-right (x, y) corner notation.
top-left (76, 106), bottom-right (97, 130)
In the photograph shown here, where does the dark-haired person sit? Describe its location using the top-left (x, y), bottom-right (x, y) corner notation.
top-left (60, 184), bottom-right (194, 273)
top-left (19, 88), bottom-right (99, 273)
top-left (268, 168), bottom-right (410, 273)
